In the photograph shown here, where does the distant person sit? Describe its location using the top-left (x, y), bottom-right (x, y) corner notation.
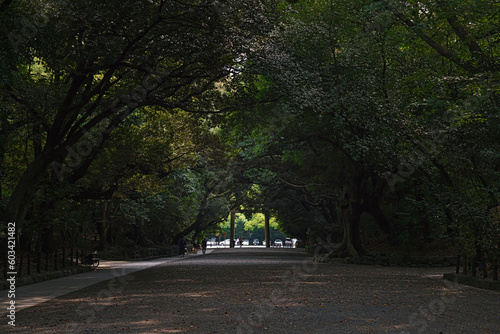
top-left (178, 237), bottom-right (187, 257)
top-left (201, 238), bottom-right (207, 254)
top-left (193, 237), bottom-right (199, 254)
top-left (238, 236), bottom-right (243, 248)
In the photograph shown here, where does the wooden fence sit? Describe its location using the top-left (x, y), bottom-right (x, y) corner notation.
top-left (1, 248), bottom-right (90, 279)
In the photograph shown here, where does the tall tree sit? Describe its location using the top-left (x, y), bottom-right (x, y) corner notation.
top-left (226, 0), bottom-right (500, 257)
top-left (1, 0), bottom-right (271, 231)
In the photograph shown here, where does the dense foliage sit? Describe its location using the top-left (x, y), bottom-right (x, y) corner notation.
top-left (1, 0), bottom-right (499, 261)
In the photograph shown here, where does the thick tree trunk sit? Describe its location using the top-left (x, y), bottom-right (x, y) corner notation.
top-left (5, 111), bottom-right (121, 228)
top-left (172, 211), bottom-right (205, 244)
top-left (171, 179), bottom-right (214, 244)
top-left (322, 198), bottom-right (342, 243)
top-left (5, 149), bottom-right (55, 226)
top-left (331, 169), bottom-right (367, 257)
top-left (339, 201), bottom-right (366, 257)
top-left (96, 201), bottom-right (110, 251)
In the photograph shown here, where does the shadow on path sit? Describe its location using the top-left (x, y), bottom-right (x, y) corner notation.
top-left (5, 248), bottom-right (500, 334)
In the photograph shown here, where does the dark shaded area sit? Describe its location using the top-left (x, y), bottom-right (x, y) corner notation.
top-left (7, 248), bottom-right (500, 333)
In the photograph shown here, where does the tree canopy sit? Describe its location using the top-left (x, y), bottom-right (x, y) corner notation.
top-left (1, 0), bottom-right (499, 261)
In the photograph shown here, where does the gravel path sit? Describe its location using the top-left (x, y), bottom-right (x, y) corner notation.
top-left (5, 248), bottom-right (500, 334)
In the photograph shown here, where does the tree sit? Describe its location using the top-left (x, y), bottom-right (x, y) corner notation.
top-left (0, 0), bottom-right (272, 233)
top-left (225, 0), bottom-right (500, 258)
top-left (224, 0), bottom-right (399, 255)
top-left (367, 0), bottom-right (500, 257)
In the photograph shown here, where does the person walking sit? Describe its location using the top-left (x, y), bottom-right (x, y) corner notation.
top-left (178, 237), bottom-right (187, 257)
top-left (193, 237), bottom-right (199, 254)
top-left (201, 238), bottom-right (207, 254)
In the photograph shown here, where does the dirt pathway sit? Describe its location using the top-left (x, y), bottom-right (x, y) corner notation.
top-left (5, 248), bottom-right (500, 333)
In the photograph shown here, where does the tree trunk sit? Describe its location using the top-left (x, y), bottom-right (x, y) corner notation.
top-left (96, 201), bottom-right (110, 251)
top-left (339, 200), bottom-right (366, 257)
top-left (321, 198), bottom-right (342, 243)
top-left (5, 101), bottom-right (126, 228)
top-left (171, 179), bottom-right (213, 243)
top-left (41, 227), bottom-right (55, 253)
top-left (5, 149), bottom-right (55, 227)
top-left (172, 210), bottom-right (206, 244)
top-left (332, 169), bottom-right (367, 257)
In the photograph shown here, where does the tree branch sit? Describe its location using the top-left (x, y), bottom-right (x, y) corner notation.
top-left (386, 4), bottom-right (480, 74)
top-left (446, 14), bottom-right (490, 69)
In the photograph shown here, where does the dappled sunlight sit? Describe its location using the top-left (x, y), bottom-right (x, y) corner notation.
top-left (4, 0), bottom-right (499, 333)
top-left (179, 292), bottom-right (209, 298)
top-left (198, 307), bottom-right (219, 312)
top-left (11, 248), bottom-right (500, 334)
top-left (296, 281), bottom-right (330, 286)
